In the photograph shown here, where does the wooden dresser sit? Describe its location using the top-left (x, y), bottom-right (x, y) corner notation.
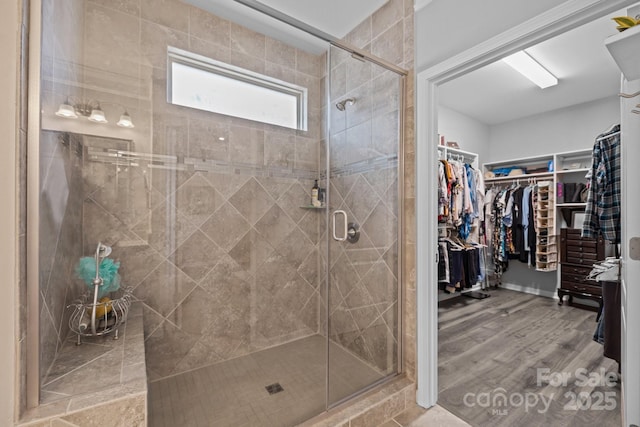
top-left (558, 228), bottom-right (605, 310)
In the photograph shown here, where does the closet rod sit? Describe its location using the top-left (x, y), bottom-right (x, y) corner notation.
top-left (596, 130), bottom-right (620, 141)
top-left (619, 90), bottom-right (640, 98)
top-left (485, 172), bottom-right (552, 183)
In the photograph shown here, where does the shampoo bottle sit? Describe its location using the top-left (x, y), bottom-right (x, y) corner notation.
top-left (311, 180), bottom-right (320, 207)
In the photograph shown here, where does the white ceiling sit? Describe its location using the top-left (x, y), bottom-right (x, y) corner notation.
top-left (185, 1), bottom-right (626, 126)
top-left (438, 11), bottom-right (625, 125)
top-left (185, 0), bottom-right (388, 54)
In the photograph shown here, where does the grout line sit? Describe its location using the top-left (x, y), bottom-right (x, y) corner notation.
top-left (42, 347), bottom-right (116, 388)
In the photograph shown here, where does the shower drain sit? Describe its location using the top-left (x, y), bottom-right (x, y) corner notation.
top-left (265, 382), bottom-right (284, 395)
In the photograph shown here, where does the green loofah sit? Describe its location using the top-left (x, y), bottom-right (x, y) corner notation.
top-left (75, 257), bottom-right (121, 298)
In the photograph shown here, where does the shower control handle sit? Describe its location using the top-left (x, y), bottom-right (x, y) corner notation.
top-left (332, 210), bottom-right (348, 241)
top-left (346, 223), bottom-right (360, 244)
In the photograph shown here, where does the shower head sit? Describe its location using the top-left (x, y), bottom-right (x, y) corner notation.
top-left (336, 97), bottom-right (356, 111)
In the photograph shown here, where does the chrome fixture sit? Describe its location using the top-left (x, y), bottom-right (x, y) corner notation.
top-left (335, 97), bottom-right (356, 111)
top-left (346, 222), bottom-right (360, 243)
top-left (332, 210), bottom-right (348, 241)
top-left (116, 111), bottom-right (135, 128)
top-left (332, 210), bottom-right (360, 244)
top-left (55, 97), bottom-right (135, 128)
top-left (68, 241), bottom-right (132, 344)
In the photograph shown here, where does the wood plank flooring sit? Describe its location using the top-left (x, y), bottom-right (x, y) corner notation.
top-left (438, 288), bottom-right (621, 427)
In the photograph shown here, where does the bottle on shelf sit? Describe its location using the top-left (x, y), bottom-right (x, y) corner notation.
top-left (311, 179), bottom-right (321, 207)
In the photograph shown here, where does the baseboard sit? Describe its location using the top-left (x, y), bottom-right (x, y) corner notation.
top-left (500, 282), bottom-right (557, 299)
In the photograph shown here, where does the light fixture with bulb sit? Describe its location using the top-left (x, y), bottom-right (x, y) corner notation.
top-left (117, 111), bottom-right (135, 128)
top-left (55, 97), bottom-right (135, 128)
top-left (502, 51), bottom-right (558, 89)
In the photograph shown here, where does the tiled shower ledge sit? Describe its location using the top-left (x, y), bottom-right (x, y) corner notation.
top-left (19, 303), bottom-right (147, 426)
top-left (301, 376), bottom-right (415, 427)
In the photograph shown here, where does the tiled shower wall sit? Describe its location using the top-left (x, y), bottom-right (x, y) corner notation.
top-left (332, 0), bottom-right (416, 379)
top-left (37, 0), bottom-right (86, 390)
top-left (69, 0), bottom-right (326, 381)
top-left (38, 131), bottom-right (85, 386)
top-left (36, 0), bottom-right (412, 396)
top-left (325, 44), bottom-right (401, 374)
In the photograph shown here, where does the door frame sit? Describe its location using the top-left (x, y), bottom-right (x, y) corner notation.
top-left (415, 0), bottom-right (638, 420)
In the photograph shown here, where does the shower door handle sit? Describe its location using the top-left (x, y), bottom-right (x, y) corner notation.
top-left (332, 210), bottom-right (348, 241)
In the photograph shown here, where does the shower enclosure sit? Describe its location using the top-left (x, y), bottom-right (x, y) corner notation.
top-left (29, 0), bottom-right (405, 425)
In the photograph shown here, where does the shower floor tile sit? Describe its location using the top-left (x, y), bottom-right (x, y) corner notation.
top-left (148, 335), bottom-right (384, 427)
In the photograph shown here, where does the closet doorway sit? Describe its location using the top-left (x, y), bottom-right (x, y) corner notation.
top-left (417, 2), bottom-right (637, 425)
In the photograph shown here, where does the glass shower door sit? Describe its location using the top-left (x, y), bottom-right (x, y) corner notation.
top-left (326, 45), bottom-right (403, 405)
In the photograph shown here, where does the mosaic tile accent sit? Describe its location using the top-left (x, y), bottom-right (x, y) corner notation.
top-left (148, 336), bottom-right (385, 427)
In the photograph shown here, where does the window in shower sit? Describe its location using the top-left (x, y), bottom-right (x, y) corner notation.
top-left (167, 47), bottom-right (308, 130)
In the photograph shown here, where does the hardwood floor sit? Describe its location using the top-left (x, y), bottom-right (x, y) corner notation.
top-left (438, 288), bottom-right (621, 427)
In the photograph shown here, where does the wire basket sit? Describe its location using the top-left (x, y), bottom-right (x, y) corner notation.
top-left (68, 286), bottom-right (133, 345)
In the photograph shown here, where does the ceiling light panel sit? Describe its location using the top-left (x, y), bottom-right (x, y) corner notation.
top-left (502, 51), bottom-right (558, 89)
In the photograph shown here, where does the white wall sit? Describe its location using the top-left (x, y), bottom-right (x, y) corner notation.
top-left (0, 0), bottom-right (19, 424)
top-left (488, 96), bottom-right (619, 162)
top-left (415, 0), bottom-right (562, 72)
top-left (438, 105), bottom-right (490, 161)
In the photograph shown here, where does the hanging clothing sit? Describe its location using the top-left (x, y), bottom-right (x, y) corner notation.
top-left (522, 186), bottom-right (532, 251)
top-left (436, 158), bottom-right (486, 293)
top-left (436, 159), bottom-right (485, 243)
top-left (526, 186), bottom-right (536, 267)
top-left (437, 240), bottom-right (481, 292)
top-left (485, 182), bottom-right (539, 275)
top-left (583, 125), bottom-right (621, 243)
top-left (511, 187), bottom-right (525, 259)
top-left (438, 242), bottom-right (450, 283)
top-left (438, 161), bottom-right (449, 221)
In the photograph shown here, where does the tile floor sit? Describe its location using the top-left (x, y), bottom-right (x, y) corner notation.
top-left (384, 404), bottom-right (471, 426)
top-left (148, 335), bottom-right (385, 426)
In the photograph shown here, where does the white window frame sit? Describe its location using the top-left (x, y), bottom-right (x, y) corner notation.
top-left (167, 46), bottom-right (308, 131)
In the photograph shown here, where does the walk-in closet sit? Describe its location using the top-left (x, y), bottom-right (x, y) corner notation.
top-left (430, 5), bottom-right (639, 426)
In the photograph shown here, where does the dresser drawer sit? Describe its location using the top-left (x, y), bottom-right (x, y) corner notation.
top-left (560, 281), bottom-right (602, 297)
top-left (561, 264), bottom-right (593, 276)
top-left (564, 238), bottom-right (598, 250)
top-left (561, 271), bottom-right (593, 285)
top-left (560, 228), bottom-right (605, 264)
top-left (565, 253), bottom-right (598, 265)
top-left (566, 249), bottom-right (599, 259)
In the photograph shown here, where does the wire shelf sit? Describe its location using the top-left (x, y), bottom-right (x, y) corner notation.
top-left (68, 287), bottom-right (133, 344)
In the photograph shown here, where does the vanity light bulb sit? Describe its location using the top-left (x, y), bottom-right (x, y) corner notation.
top-left (117, 112), bottom-right (135, 128)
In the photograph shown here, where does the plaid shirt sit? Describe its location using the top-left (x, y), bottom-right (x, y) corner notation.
top-left (582, 125), bottom-right (621, 243)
